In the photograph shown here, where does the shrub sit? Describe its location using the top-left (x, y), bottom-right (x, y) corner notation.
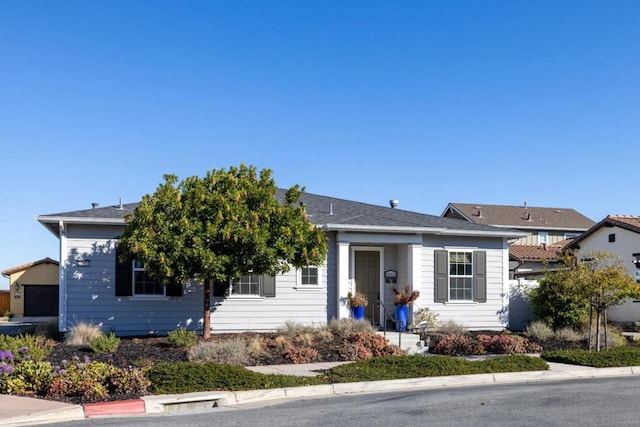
top-left (65, 322), bottom-right (103, 347)
top-left (324, 354), bottom-right (548, 383)
top-left (283, 346), bottom-right (320, 364)
top-left (167, 328), bottom-right (198, 348)
top-left (90, 333), bottom-right (121, 354)
top-left (328, 318), bottom-right (375, 338)
top-left (248, 337), bottom-right (265, 358)
top-left (344, 332), bottom-right (404, 359)
top-left (188, 339), bottom-right (250, 365)
top-left (528, 275), bottom-right (588, 330)
top-left (147, 362), bottom-right (325, 394)
top-left (108, 367), bottom-right (151, 396)
top-left (412, 307), bottom-right (439, 330)
top-left (0, 334), bottom-right (53, 362)
top-left (0, 359), bottom-right (54, 395)
top-left (435, 320), bottom-right (467, 335)
top-left (292, 332), bottom-right (315, 346)
top-left (275, 321), bottom-right (318, 338)
top-left (525, 320), bottom-right (554, 341)
top-left (542, 347), bottom-right (640, 367)
top-left (554, 327), bottom-right (582, 342)
top-left (477, 334), bottom-right (541, 354)
top-left (432, 334), bottom-right (484, 356)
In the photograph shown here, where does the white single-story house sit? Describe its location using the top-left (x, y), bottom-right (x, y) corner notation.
top-left (565, 215), bottom-right (640, 323)
top-left (37, 191), bottom-right (526, 336)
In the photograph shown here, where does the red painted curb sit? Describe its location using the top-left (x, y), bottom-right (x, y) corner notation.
top-left (83, 399), bottom-right (146, 417)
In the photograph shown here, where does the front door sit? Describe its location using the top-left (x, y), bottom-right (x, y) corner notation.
top-left (354, 251), bottom-right (380, 325)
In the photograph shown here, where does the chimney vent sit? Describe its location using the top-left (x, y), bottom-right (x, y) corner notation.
top-left (329, 203), bottom-right (334, 215)
top-left (526, 212), bottom-right (532, 221)
top-left (91, 203), bottom-right (99, 209)
top-left (389, 199), bottom-right (399, 209)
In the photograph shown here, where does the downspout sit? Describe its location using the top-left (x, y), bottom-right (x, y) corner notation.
top-left (58, 220), bottom-right (67, 333)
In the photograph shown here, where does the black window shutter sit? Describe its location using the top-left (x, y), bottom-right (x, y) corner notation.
top-left (213, 280), bottom-right (229, 297)
top-left (474, 251), bottom-right (487, 303)
top-left (115, 246), bottom-right (133, 297)
top-left (434, 250), bottom-right (448, 303)
top-left (261, 275), bottom-right (276, 298)
top-left (166, 283), bottom-right (183, 297)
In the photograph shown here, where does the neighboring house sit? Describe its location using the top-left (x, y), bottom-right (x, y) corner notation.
top-left (565, 215), bottom-right (640, 323)
top-left (1, 258), bottom-right (59, 317)
top-left (37, 192), bottom-right (526, 336)
top-left (441, 203), bottom-right (594, 279)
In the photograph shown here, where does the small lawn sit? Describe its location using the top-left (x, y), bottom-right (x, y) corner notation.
top-left (542, 347), bottom-right (640, 368)
top-left (148, 355), bottom-right (549, 394)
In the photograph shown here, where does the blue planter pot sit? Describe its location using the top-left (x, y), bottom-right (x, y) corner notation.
top-left (395, 305), bottom-right (408, 332)
top-left (351, 306), bottom-right (365, 321)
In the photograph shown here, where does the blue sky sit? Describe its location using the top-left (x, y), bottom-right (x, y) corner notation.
top-left (1, 1), bottom-right (639, 289)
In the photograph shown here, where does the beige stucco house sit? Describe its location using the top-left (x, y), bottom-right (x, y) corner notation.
top-left (1, 258), bottom-right (59, 317)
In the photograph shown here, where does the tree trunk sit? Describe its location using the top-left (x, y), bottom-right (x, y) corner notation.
top-left (595, 309), bottom-right (601, 352)
top-left (203, 278), bottom-right (211, 339)
top-left (604, 310), bottom-right (608, 350)
top-left (587, 304), bottom-right (593, 351)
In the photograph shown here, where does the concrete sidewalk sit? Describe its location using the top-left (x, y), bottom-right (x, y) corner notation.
top-left (2, 358), bottom-right (640, 426)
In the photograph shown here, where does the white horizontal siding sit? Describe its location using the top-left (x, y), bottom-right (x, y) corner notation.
top-left (63, 224), bottom-right (329, 335)
top-left (416, 237), bottom-right (507, 331)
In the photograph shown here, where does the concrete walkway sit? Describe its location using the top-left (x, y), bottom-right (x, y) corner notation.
top-left (2, 357), bottom-right (640, 426)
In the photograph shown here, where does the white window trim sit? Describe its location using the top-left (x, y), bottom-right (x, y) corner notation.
top-left (295, 266), bottom-right (323, 291)
top-left (538, 232), bottom-right (549, 244)
top-left (228, 273), bottom-right (264, 298)
top-left (448, 250), bottom-right (474, 302)
top-left (132, 260), bottom-right (166, 297)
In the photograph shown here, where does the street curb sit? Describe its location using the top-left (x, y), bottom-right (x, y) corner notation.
top-left (83, 399), bottom-right (146, 418)
top-left (2, 365), bottom-right (640, 425)
top-left (0, 406), bottom-right (86, 426)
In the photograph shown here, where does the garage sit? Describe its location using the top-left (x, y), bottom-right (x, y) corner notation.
top-left (23, 285), bottom-right (59, 316)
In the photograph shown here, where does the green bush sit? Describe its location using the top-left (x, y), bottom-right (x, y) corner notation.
top-left (167, 328), bottom-right (198, 348)
top-left (0, 334), bottom-right (53, 362)
top-left (0, 360), bottom-right (54, 395)
top-left (90, 333), bottom-right (121, 354)
top-left (542, 347), bottom-right (640, 367)
top-left (147, 362), bottom-right (325, 394)
top-left (324, 354), bottom-right (548, 383)
top-left (528, 276), bottom-right (588, 330)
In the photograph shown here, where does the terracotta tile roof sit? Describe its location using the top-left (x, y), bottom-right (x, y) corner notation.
top-left (1, 257), bottom-right (59, 277)
top-left (510, 244), bottom-right (563, 262)
top-left (443, 203), bottom-right (595, 230)
top-left (566, 215), bottom-right (640, 249)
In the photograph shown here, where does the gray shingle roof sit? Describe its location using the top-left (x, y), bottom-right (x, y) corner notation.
top-left (38, 190), bottom-right (525, 237)
top-left (443, 202), bottom-right (594, 230)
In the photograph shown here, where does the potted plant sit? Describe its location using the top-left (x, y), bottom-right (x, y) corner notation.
top-left (391, 285), bottom-right (420, 332)
top-left (347, 292), bottom-right (368, 321)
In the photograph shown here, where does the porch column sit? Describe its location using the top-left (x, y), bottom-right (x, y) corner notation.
top-left (337, 240), bottom-right (351, 319)
top-left (409, 243), bottom-right (422, 297)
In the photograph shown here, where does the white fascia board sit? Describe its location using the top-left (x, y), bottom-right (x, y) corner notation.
top-left (323, 224), bottom-right (527, 239)
top-left (488, 225), bottom-right (588, 232)
top-left (36, 216), bottom-right (126, 226)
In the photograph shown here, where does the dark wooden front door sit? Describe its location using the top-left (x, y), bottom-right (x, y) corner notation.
top-left (355, 251), bottom-right (380, 325)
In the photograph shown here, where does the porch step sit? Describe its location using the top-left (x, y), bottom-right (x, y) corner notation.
top-left (377, 331), bottom-right (427, 354)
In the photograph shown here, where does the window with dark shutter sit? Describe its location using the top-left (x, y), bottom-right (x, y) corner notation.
top-left (213, 280), bottom-right (229, 297)
top-left (434, 250), bottom-right (448, 303)
top-left (473, 251), bottom-right (487, 303)
top-left (262, 275), bottom-right (276, 298)
top-left (115, 246), bottom-right (133, 297)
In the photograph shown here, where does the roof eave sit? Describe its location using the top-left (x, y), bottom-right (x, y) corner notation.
top-left (323, 223), bottom-right (527, 238)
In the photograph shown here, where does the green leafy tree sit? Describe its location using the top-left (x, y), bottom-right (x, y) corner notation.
top-left (530, 251), bottom-right (640, 351)
top-left (118, 164), bottom-right (328, 339)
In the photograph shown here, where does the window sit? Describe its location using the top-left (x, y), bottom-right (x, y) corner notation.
top-left (232, 273), bottom-right (261, 295)
top-left (538, 232), bottom-right (549, 244)
top-left (301, 267), bottom-right (319, 286)
top-left (609, 233), bottom-right (616, 242)
top-left (229, 273), bottom-right (276, 297)
top-left (564, 232), bottom-right (580, 239)
top-left (434, 250), bottom-right (486, 303)
top-left (449, 252), bottom-right (473, 300)
top-left (133, 260), bottom-right (164, 296)
top-left (114, 246), bottom-right (182, 298)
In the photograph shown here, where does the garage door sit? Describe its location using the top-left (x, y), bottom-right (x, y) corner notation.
top-left (23, 285), bottom-right (59, 316)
